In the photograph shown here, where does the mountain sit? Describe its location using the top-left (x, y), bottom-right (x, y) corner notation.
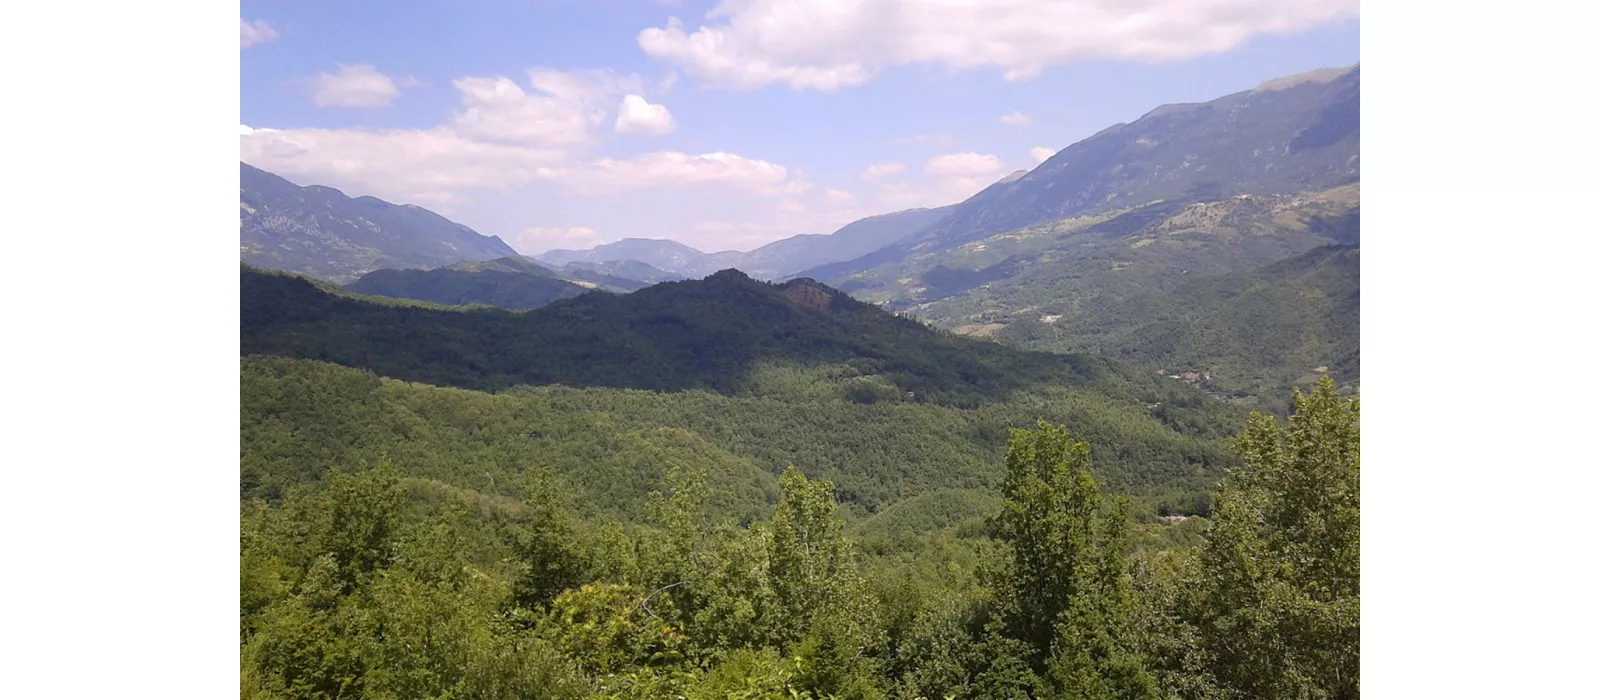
top-left (801, 65), bottom-right (1359, 282)
top-left (239, 163), bottom-right (516, 283)
top-left (557, 259), bottom-right (684, 286)
top-left (536, 238), bottom-right (709, 275)
top-left (533, 205), bottom-right (955, 281)
top-left (778, 66), bottom-right (1360, 405)
top-left (344, 256), bottom-right (592, 310)
top-left (822, 186), bottom-right (1359, 402)
top-left (242, 264), bottom-right (1250, 509)
top-left (724, 205), bottom-right (956, 280)
top-left (241, 265), bottom-right (1234, 423)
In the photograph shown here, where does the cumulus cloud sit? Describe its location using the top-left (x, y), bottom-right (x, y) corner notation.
top-left (926, 152), bottom-right (1004, 176)
top-left (240, 125), bottom-right (571, 202)
top-left (614, 95), bottom-right (677, 135)
top-left (310, 65), bottom-right (405, 108)
top-left (243, 67), bottom-right (813, 254)
top-left (450, 69), bottom-right (638, 148)
top-left (825, 188), bottom-right (854, 203)
top-left (241, 19), bottom-right (277, 48)
top-left (511, 226), bottom-right (604, 254)
top-left (577, 151), bottom-right (806, 195)
top-left (638, 0), bottom-right (1358, 90)
top-left (1031, 146), bottom-right (1056, 163)
top-left (859, 162), bottom-right (905, 180)
top-left (1000, 111), bottom-right (1032, 126)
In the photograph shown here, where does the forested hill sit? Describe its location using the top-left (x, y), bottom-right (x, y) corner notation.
top-left (344, 256), bottom-right (591, 310)
top-left (241, 265), bottom-right (1234, 424)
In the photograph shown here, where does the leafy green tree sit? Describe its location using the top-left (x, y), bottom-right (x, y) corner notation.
top-left (538, 582), bottom-right (687, 677)
top-left (1191, 376), bottom-right (1359, 699)
top-left (769, 467), bottom-right (869, 643)
top-left (769, 467), bottom-right (884, 698)
top-left (319, 465), bottom-right (403, 593)
top-left (992, 421), bottom-right (1158, 699)
top-left (508, 471), bottom-right (589, 611)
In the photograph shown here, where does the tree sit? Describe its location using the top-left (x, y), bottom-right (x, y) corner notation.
top-left (509, 470), bottom-right (589, 612)
top-left (992, 421), bottom-right (1158, 699)
top-left (768, 467), bottom-right (883, 698)
top-left (1192, 376), bottom-right (1359, 699)
top-left (768, 467), bottom-right (866, 642)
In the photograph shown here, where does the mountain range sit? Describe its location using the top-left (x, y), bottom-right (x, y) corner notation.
top-left (239, 163), bottom-right (516, 283)
top-left (238, 64), bottom-right (1359, 406)
top-left (533, 205), bottom-right (954, 280)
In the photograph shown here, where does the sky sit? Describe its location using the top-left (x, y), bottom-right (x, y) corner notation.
top-left (240, 0), bottom-right (1359, 255)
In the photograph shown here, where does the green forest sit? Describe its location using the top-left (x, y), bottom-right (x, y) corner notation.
top-left (241, 375), bottom-right (1358, 699)
top-left (240, 259), bottom-right (1356, 699)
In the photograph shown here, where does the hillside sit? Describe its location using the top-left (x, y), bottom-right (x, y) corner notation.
top-left (242, 265), bottom-right (1243, 431)
top-left (242, 356), bottom-right (1239, 516)
top-left (1002, 243), bottom-right (1360, 412)
top-left (344, 256), bottom-right (592, 310)
top-left (801, 65), bottom-right (1359, 282)
top-left (239, 163), bottom-right (516, 282)
top-left (816, 187), bottom-right (1358, 404)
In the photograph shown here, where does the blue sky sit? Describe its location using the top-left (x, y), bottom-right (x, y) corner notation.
top-left (241, 0), bottom-right (1359, 254)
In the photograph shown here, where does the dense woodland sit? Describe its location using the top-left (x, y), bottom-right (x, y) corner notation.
top-left (241, 376), bottom-right (1357, 699)
top-left (241, 263), bottom-right (1357, 698)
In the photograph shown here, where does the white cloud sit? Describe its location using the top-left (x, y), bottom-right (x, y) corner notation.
top-left (577, 151), bottom-right (806, 195)
top-left (1000, 111), bottom-right (1032, 127)
top-left (825, 188), bottom-right (855, 203)
top-left (241, 125), bottom-right (570, 202)
top-left (511, 226), bottom-right (604, 255)
top-left (1031, 146), bottom-right (1056, 163)
top-left (859, 162), bottom-right (905, 180)
top-left (310, 65), bottom-right (405, 108)
top-left (926, 152), bottom-right (1004, 176)
top-left (614, 95), bottom-right (677, 135)
top-left (638, 0), bottom-right (1358, 90)
top-left (241, 19), bottom-right (277, 48)
top-left (243, 67), bottom-right (816, 254)
top-left (656, 72), bottom-right (679, 94)
top-left (450, 69), bottom-right (638, 148)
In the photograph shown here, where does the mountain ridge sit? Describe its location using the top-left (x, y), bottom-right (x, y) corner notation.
top-left (240, 163), bottom-right (516, 283)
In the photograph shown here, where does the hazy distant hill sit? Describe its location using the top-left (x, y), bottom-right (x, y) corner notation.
top-left (239, 163), bottom-right (516, 283)
top-left (534, 205), bottom-right (954, 281)
top-left (725, 206), bottom-right (956, 280)
top-left (537, 238), bottom-right (709, 275)
top-left (557, 259), bottom-right (683, 286)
